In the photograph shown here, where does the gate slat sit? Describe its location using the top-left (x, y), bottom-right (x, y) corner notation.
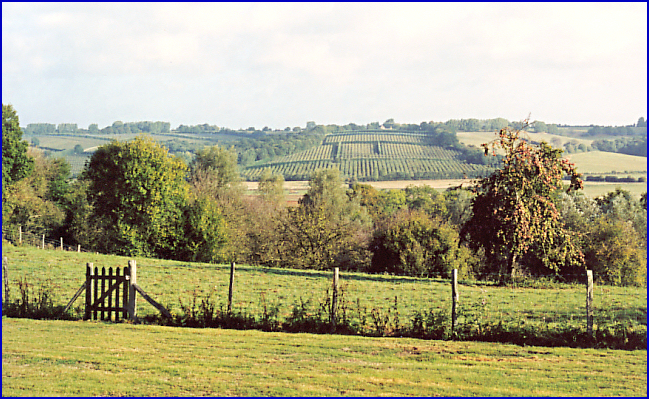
top-left (85, 265), bottom-right (129, 321)
top-left (93, 266), bottom-right (99, 320)
top-left (100, 267), bottom-right (106, 320)
top-left (122, 266), bottom-right (129, 320)
top-left (115, 267), bottom-right (120, 322)
top-left (108, 267), bottom-right (113, 321)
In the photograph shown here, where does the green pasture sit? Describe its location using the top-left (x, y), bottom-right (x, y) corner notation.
top-left (581, 182), bottom-right (647, 199)
top-left (31, 135), bottom-right (111, 152)
top-left (2, 245), bottom-right (645, 335)
top-left (457, 131), bottom-right (594, 148)
top-left (566, 151), bottom-right (647, 174)
top-left (2, 318), bottom-right (646, 396)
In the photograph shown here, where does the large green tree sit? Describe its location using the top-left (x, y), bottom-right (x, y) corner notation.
top-left (462, 125), bottom-right (584, 281)
top-left (80, 136), bottom-right (189, 258)
top-left (2, 104), bottom-right (34, 193)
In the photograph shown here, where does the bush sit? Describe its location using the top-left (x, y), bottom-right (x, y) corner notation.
top-left (584, 217), bottom-right (647, 286)
top-left (370, 210), bottom-right (475, 278)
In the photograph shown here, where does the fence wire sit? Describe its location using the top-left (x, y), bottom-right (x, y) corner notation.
top-left (2, 255), bottom-right (646, 333)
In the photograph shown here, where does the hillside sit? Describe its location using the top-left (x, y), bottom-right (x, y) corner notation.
top-left (241, 130), bottom-right (495, 181)
top-left (565, 151), bottom-right (647, 174)
top-left (26, 126), bottom-right (646, 182)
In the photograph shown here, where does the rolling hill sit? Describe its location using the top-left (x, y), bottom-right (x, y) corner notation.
top-left (240, 130), bottom-right (495, 181)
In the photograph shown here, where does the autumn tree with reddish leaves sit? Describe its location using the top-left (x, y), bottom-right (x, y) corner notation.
top-left (462, 124), bottom-right (585, 282)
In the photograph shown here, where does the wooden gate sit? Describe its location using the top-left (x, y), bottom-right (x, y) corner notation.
top-left (84, 264), bottom-right (130, 321)
top-left (63, 261), bottom-right (171, 321)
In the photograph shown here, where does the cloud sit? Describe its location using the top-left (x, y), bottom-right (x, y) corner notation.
top-left (2, 2), bottom-right (646, 128)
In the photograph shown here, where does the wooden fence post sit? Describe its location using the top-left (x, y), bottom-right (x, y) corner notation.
top-left (452, 269), bottom-right (459, 336)
top-left (60, 237), bottom-right (63, 250)
top-left (587, 270), bottom-right (593, 337)
top-left (228, 262), bottom-right (235, 314)
top-left (127, 260), bottom-right (137, 321)
top-left (19, 226), bottom-right (22, 244)
top-left (84, 263), bottom-right (93, 320)
top-left (3, 257), bottom-right (10, 300)
top-left (331, 267), bottom-right (339, 331)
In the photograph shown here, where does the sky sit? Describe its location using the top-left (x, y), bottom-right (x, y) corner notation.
top-left (2, 2), bottom-right (647, 130)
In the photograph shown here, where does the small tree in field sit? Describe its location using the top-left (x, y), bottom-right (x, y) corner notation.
top-left (462, 123), bottom-right (584, 281)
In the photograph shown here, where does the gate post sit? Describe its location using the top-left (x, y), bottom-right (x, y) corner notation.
top-left (84, 263), bottom-right (93, 320)
top-left (586, 270), bottom-right (593, 337)
top-left (127, 260), bottom-right (137, 321)
top-left (451, 269), bottom-right (459, 336)
top-left (331, 267), bottom-right (339, 331)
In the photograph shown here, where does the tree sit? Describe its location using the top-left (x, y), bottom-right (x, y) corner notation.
top-left (2, 104), bottom-right (34, 192)
top-left (80, 137), bottom-right (189, 258)
top-left (462, 124), bottom-right (584, 281)
top-left (584, 217), bottom-right (646, 286)
top-left (2, 148), bottom-right (67, 238)
top-left (533, 121), bottom-right (548, 133)
top-left (371, 210), bottom-right (475, 278)
top-left (404, 185), bottom-right (448, 219)
top-left (179, 195), bottom-right (229, 263)
top-left (189, 145), bottom-right (242, 200)
top-left (258, 169), bottom-right (285, 205)
top-left (275, 169), bottom-right (372, 271)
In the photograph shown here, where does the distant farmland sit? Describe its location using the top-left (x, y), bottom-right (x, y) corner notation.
top-left (241, 130), bottom-right (495, 181)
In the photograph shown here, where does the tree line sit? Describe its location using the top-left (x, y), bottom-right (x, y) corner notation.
top-left (4, 104), bottom-right (646, 287)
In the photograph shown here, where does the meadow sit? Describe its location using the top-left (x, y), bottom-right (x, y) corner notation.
top-left (2, 317), bottom-right (646, 396)
top-left (457, 131), bottom-right (594, 149)
top-left (2, 244), bottom-right (645, 346)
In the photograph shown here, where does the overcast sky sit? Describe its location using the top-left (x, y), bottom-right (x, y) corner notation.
top-left (2, 2), bottom-right (646, 130)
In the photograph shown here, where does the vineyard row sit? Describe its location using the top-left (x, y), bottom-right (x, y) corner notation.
top-left (241, 158), bottom-right (493, 181)
top-left (268, 143), bottom-right (461, 163)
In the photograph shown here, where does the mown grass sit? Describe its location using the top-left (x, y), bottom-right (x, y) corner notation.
top-left (2, 317), bottom-right (646, 397)
top-left (566, 151), bottom-right (647, 174)
top-left (2, 244), bottom-right (646, 349)
top-left (581, 181), bottom-right (647, 199)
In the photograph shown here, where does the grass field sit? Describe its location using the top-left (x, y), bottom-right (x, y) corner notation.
top-left (566, 151), bottom-right (647, 174)
top-left (244, 177), bottom-right (647, 201)
top-left (2, 317), bottom-right (646, 396)
top-left (2, 245), bottom-right (645, 339)
top-left (457, 131), bottom-right (594, 149)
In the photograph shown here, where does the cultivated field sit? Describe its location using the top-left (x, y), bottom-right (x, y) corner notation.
top-left (244, 177), bottom-right (647, 201)
top-left (2, 318), bottom-right (646, 396)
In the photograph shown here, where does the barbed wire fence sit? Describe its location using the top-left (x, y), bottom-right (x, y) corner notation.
top-left (2, 225), bottom-right (95, 254)
top-left (2, 225), bottom-right (646, 347)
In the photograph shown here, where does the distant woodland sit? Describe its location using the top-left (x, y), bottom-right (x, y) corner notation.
top-left (21, 117), bottom-right (648, 182)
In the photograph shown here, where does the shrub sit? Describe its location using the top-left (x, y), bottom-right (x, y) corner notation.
top-left (370, 210), bottom-right (475, 278)
top-left (584, 217), bottom-right (647, 286)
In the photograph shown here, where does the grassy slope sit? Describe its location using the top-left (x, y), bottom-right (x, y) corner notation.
top-left (457, 131), bottom-right (594, 148)
top-left (566, 151), bottom-right (647, 174)
top-left (2, 245), bottom-right (645, 332)
top-left (2, 318), bottom-right (646, 396)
